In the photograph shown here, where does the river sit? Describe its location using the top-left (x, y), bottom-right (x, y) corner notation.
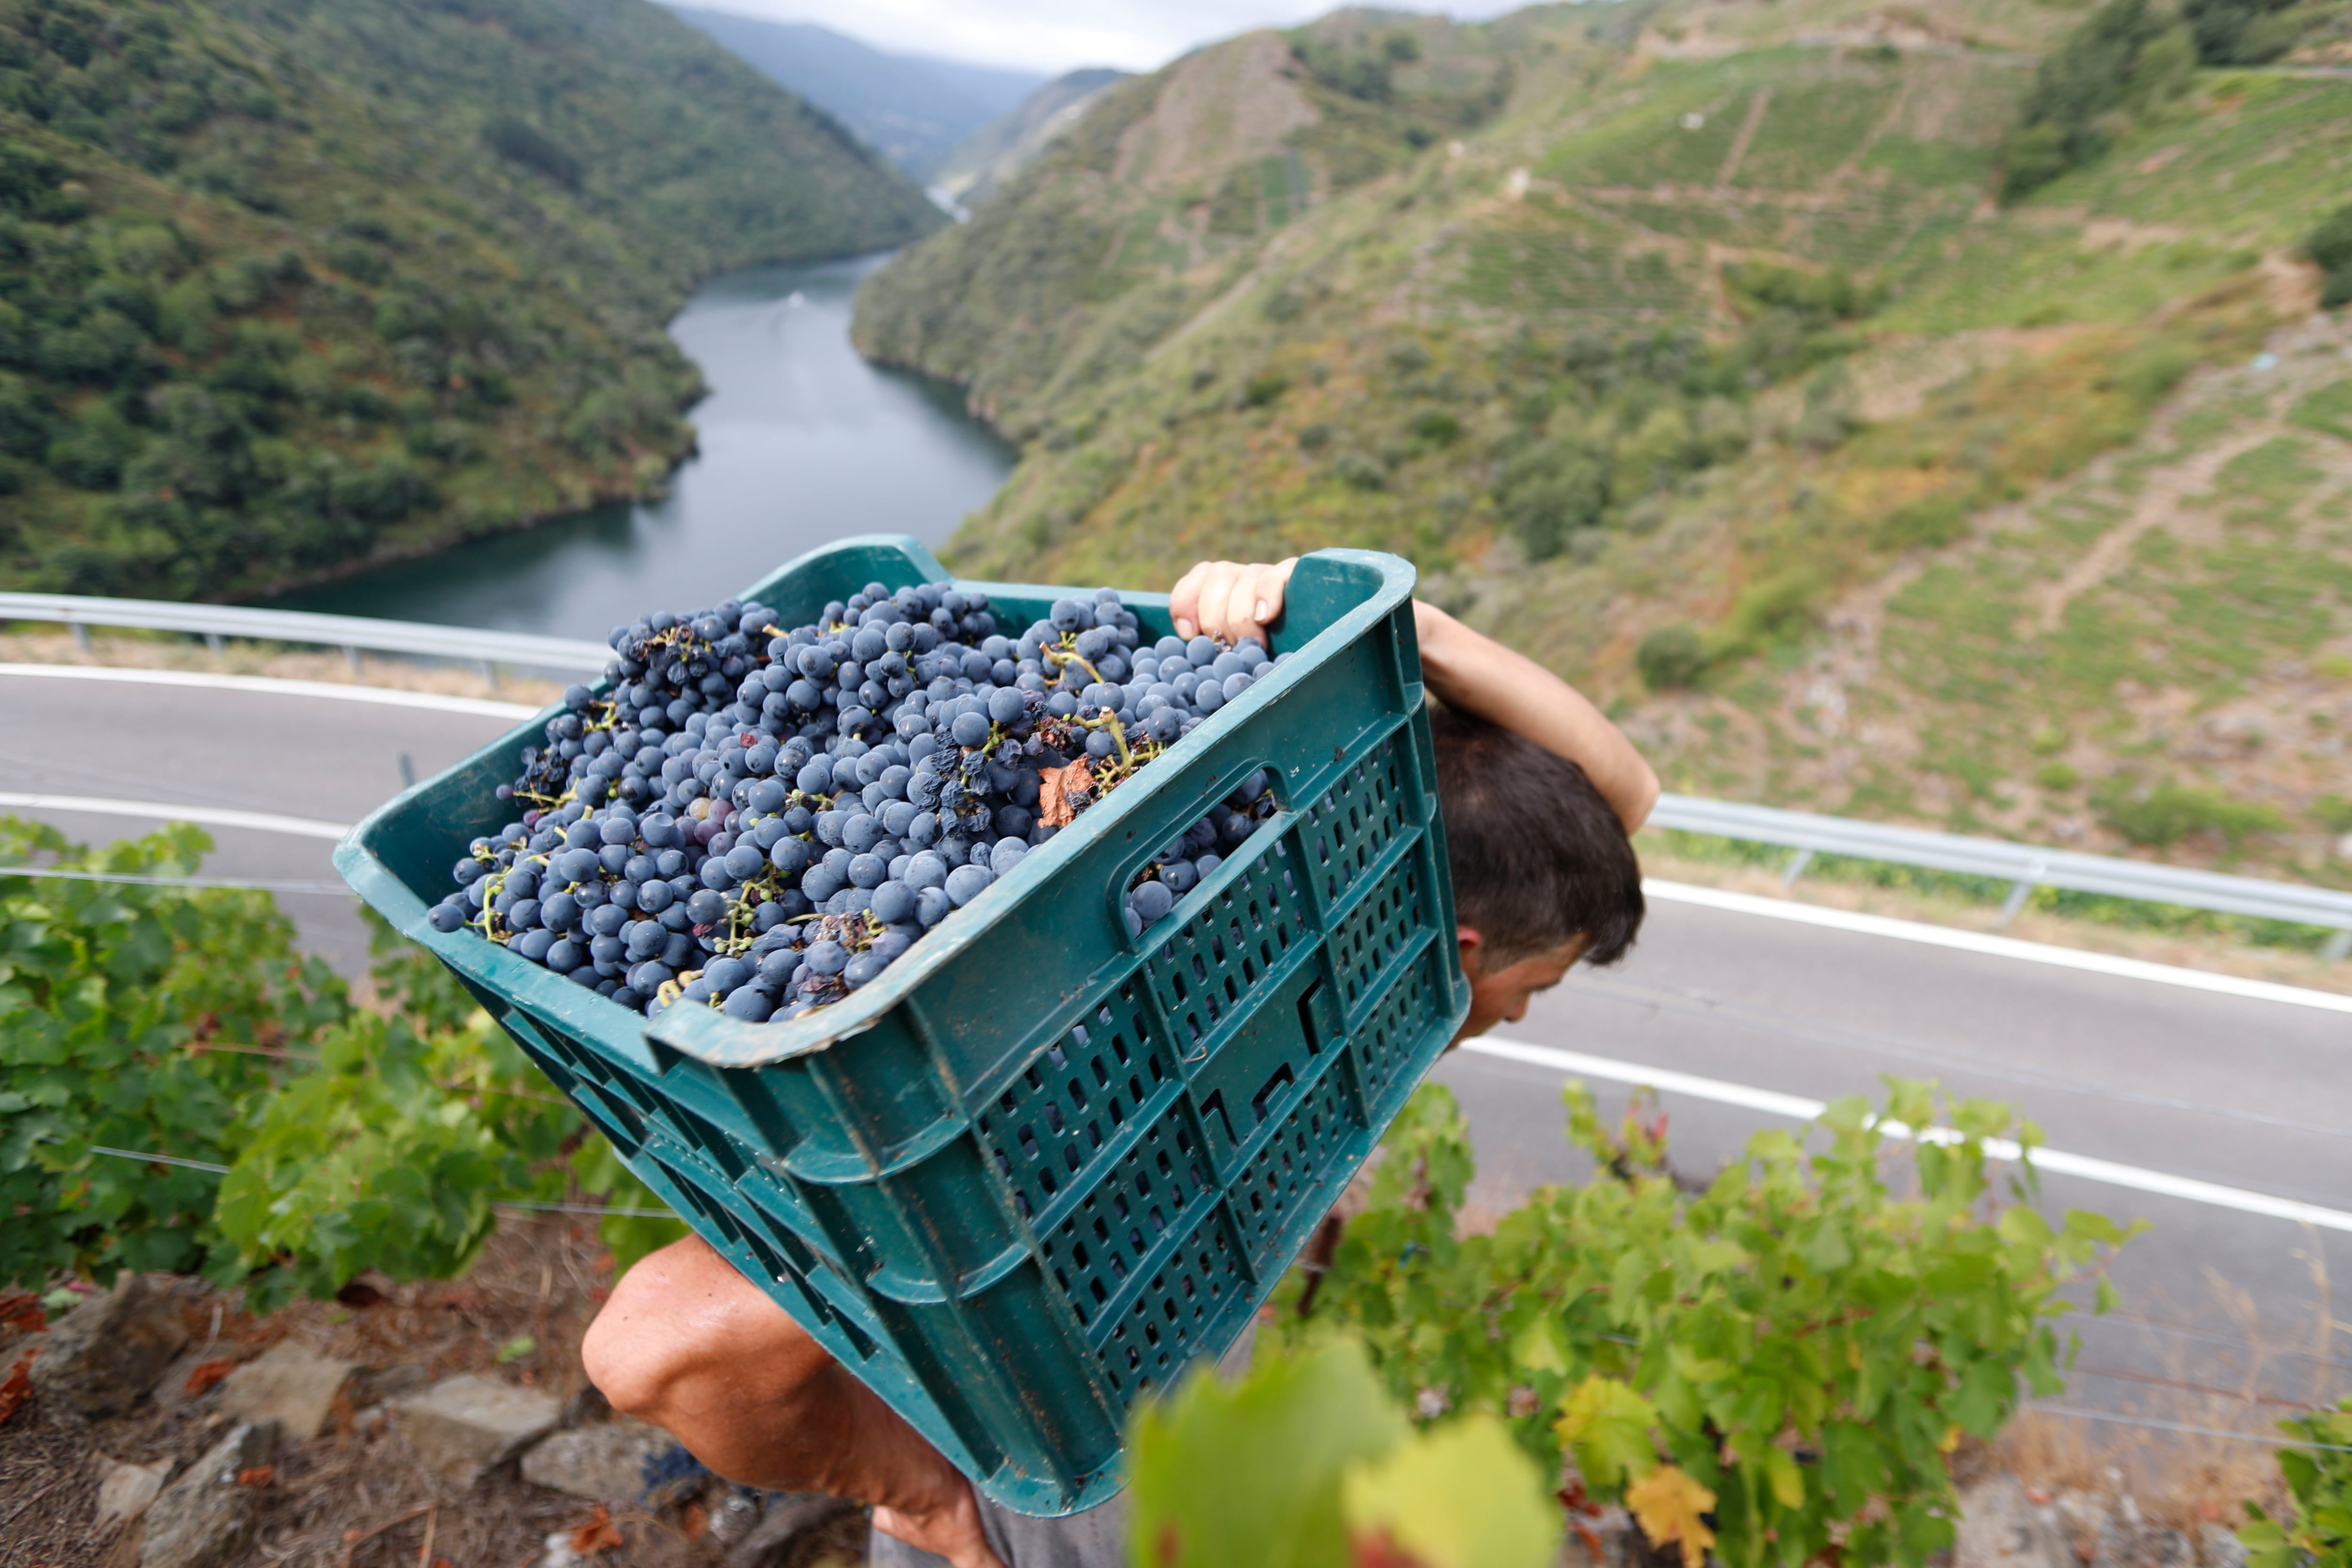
top-left (270, 253), bottom-right (1013, 639)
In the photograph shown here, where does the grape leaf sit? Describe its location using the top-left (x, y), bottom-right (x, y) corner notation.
top-left (1341, 1414), bottom-right (1557, 1568)
top-left (1553, 1376), bottom-right (1657, 1490)
top-left (1625, 1465), bottom-right (1717, 1568)
top-left (1127, 1339), bottom-right (1408, 1568)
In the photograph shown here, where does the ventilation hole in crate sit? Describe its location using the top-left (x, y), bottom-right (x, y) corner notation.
top-left (666, 1103), bottom-right (749, 1180)
top-left (975, 982), bottom-right (1173, 1226)
top-left (1353, 950), bottom-right (1443, 1099)
top-left (574, 1083), bottom-right (647, 1151)
top-left (1098, 1214), bottom-right (1241, 1405)
top-left (539, 1025), bottom-right (667, 1126)
top-left (1233, 1067), bottom-right (1360, 1269)
top-left (1038, 1107), bottom-right (1213, 1331)
top-left (1329, 855), bottom-right (1427, 1017)
top-left (733, 1226), bottom-right (842, 1334)
top-left (1303, 734), bottom-right (1408, 906)
top-left (1144, 847), bottom-right (1301, 1056)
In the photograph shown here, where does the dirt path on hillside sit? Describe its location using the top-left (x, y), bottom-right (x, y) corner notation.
top-left (2034, 423), bottom-right (2285, 632)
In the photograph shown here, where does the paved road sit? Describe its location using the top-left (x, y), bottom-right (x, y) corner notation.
top-left (0, 668), bottom-right (524, 974)
top-left (7, 666), bottom-right (2347, 1449)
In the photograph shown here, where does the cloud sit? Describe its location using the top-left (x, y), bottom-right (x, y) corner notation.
top-left (672, 0), bottom-right (1529, 74)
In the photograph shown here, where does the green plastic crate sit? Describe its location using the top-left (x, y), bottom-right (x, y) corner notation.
top-left (335, 536), bottom-right (1468, 1515)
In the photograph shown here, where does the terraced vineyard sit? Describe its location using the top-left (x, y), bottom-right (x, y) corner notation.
top-left (855, 0), bottom-right (2352, 886)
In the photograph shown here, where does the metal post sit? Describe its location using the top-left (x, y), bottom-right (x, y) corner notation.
top-left (2323, 930), bottom-right (2352, 964)
top-left (343, 645), bottom-right (361, 675)
top-left (69, 621), bottom-right (88, 653)
top-left (1781, 848), bottom-right (1813, 887)
top-left (205, 633), bottom-right (223, 655)
top-left (1996, 879), bottom-right (2036, 929)
top-left (479, 660), bottom-right (498, 692)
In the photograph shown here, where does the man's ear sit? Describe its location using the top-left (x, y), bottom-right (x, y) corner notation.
top-left (1456, 925), bottom-right (1483, 978)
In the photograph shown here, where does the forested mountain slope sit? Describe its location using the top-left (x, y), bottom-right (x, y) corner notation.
top-left (0, 0), bottom-right (938, 600)
top-left (853, 0), bottom-right (2352, 883)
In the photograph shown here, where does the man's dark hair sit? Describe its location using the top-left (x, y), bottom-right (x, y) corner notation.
top-left (1430, 706), bottom-right (1644, 968)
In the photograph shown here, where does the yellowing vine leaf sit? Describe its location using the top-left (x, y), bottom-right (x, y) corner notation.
top-left (1625, 1465), bottom-right (1717, 1568)
top-left (1553, 1376), bottom-right (1657, 1490)
top-left (1340, 1415), bottom-right (1557, 1568)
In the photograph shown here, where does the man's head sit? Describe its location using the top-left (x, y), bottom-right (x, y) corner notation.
top-left (1430, 706), bottom-right (1644, 1040)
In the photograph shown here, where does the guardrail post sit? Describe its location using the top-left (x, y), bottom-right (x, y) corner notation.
top-left (205, 633), bottom-right (223, 655)
top-left (1781, 848), bottom-right (1813, 887)
top-left (2324, 931), bottom-right (2352, 964)
top-left (342, 645), bottom-right (360, 675)
top-left (479, 659), bottom-right (498, 692)
top-left (1994, 860), bottom-right (2050, 930)
top-left (69, 621), bottom-right (88, 653)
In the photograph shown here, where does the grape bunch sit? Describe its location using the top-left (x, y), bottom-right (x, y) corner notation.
top-left (425, 578), bottom-right (1289, 1024)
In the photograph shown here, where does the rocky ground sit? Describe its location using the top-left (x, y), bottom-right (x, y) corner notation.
top-left (0, 1215), bottom-right (2284, 1568)
top-left (0, 1219), bottom-right (866, 1568)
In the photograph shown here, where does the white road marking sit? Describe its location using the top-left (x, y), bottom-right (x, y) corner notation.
top-left (0, 792), bottom-right (351, 841)
top-left (0, 662), bottom-right (542, 721)
top-left (1645, 878), bottom-right (2352, 1016)
top-left (1466, 1035), bottom-right (2352, 1234)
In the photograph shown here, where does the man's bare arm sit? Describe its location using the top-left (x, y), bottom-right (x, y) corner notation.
top-left (1170, 559), bottom-right (1659, 832)
top-left (583, 1237), bottom-right (1006, 1568)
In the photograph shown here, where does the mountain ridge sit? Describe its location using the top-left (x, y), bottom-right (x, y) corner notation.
top-left (662, 5), bottom-right (1047, 177)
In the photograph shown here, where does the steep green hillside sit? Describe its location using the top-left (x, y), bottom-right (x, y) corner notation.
top-left (855, 0), bottom-right (2352, 884)
top-left (0, 0), bottom-right (938, 600)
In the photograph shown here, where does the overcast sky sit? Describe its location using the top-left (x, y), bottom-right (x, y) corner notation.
top-left (677, 0), bottom-right (1534, 74)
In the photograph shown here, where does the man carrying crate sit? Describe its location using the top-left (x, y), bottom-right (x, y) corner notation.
top-left (583, 558), bottom-right (1658, 1568)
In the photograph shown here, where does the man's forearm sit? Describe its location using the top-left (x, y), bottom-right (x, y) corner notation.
top-left (583, 1238), bottom-right (985, 1529)
top-left (1414, 601), bottom-right (1660, 832)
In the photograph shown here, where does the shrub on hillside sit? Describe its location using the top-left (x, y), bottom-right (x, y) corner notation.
top-left (2242, 1398), bottom-right (2352, 1568)
top-left (2096, 780), bottom-right (2288, 848)
top-left (2184, 0), bottom-right (2311, 65)
top-left (483, 114), bottom-right (581, 190)
top-left (1999, 0), bottom-right (2195, 200)
top-left (1280, 1083), bottom-right (2137, 1568)
top-left (1636, 625), bottom-right (1707, 690)
top-left (2, 820), bottom-right (683, 1301)
top-left (0, 818), bottom-right (345, 1284)
top-left (2306, 202), bottom-right (2352, 309)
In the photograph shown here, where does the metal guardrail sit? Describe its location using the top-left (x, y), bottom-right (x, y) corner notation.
top-left (4, 594), bottom-right (2343, 957)
top-left (0, 592), bottom-right (612, 677)
top-left (1651, 795), bottom-right (2352, 958)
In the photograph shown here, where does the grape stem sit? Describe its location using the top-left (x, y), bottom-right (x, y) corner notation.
top-left (1042, 635), bottom-right (1105, 690)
